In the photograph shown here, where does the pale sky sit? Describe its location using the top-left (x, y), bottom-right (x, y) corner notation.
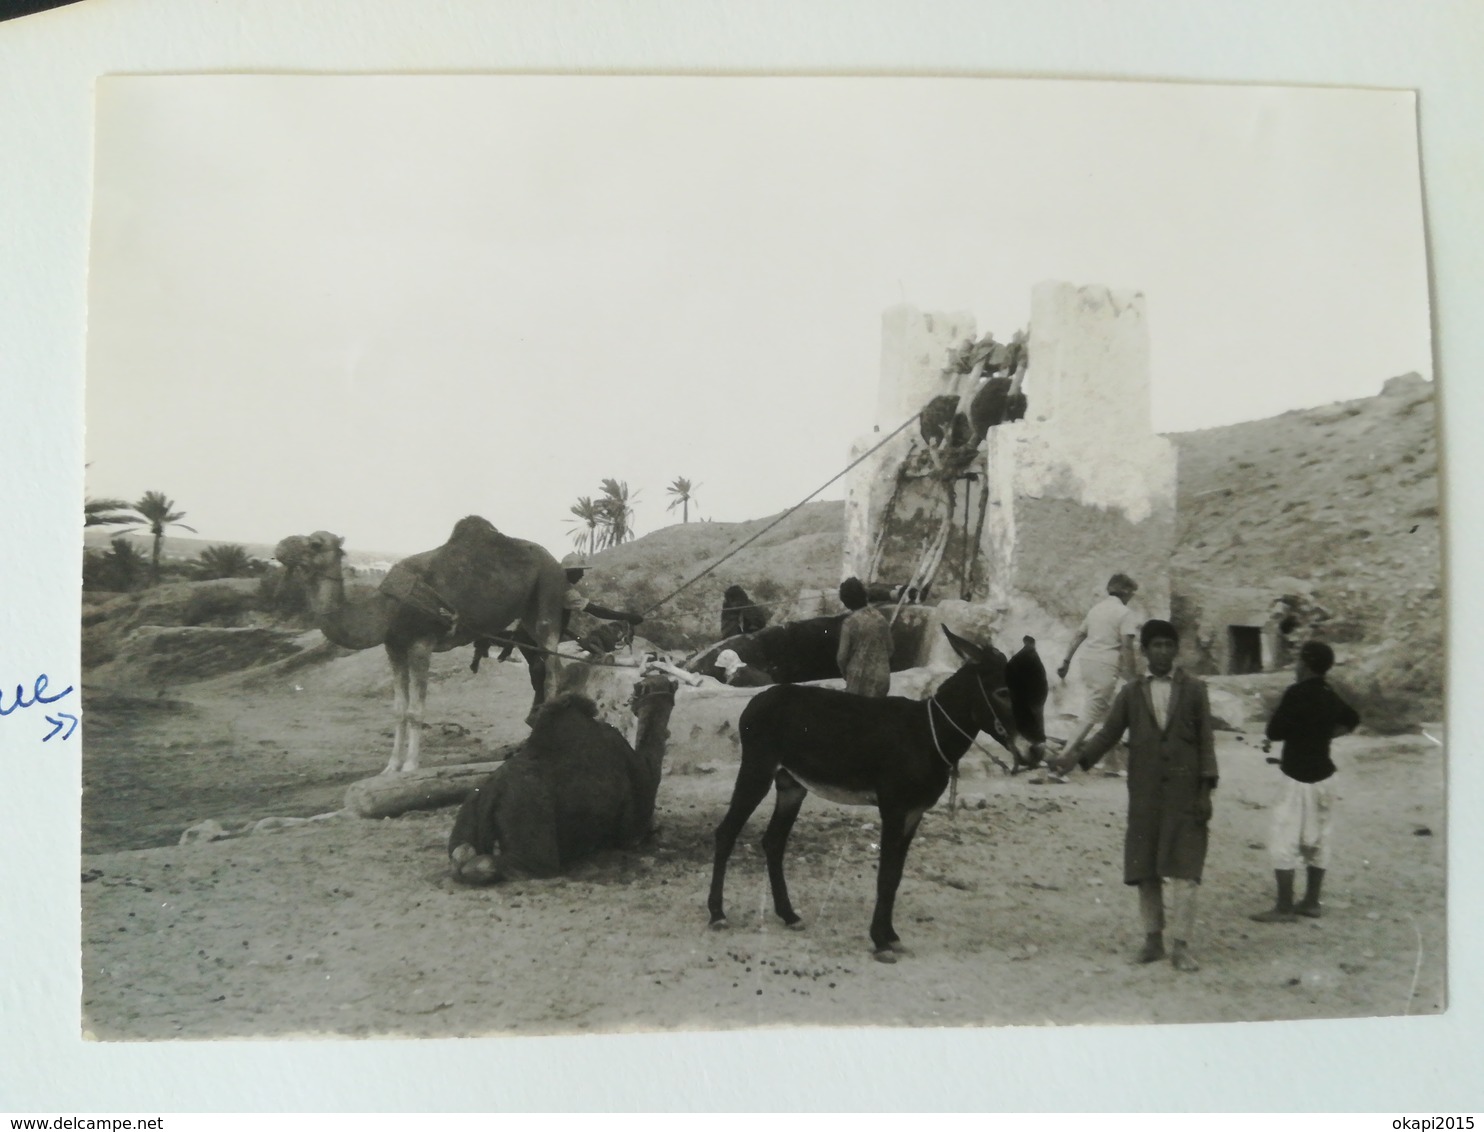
top-left (84, 75), bottom-right (1431, 558)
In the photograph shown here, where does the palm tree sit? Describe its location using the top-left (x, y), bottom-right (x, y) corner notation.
top-left (566, 496), bottom-right (604, 558)
top-left (568, 495), bottom-right (602, 558)
top-left (82, 536), bottom-right (148, 592)
top-left (84, 497), bottom-right (139, 528)
top-left (129, 490), bottom-right (196, 584)
top-left (194, 543), bottom-right (253, 580)
top-left (596, 478), bottom-right (638, 548)
top-left (665, 477), bottom-right (699, 523)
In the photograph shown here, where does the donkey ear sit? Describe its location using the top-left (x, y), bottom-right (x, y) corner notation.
top-left (941, 624), bottom-right (990, 664)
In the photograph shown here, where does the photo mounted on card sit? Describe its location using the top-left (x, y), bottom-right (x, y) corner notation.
top-left (81, 74), bottom-right (1441, 1039)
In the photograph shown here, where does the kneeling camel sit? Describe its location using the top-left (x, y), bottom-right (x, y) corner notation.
top-left (448, 672), bottom-right (678, 883)
top-left (708, 626), bottom-right (1022, 962)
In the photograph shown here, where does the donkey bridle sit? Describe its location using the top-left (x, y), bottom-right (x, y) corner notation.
top-left (926, 673), bottom-right (1015, 774)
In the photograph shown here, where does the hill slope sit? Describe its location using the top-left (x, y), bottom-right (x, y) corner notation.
top-left (578, 500), bottom-right (846, 650)
top-left (1168, 373), bottom-right (1441, 726)
top-left (583, 376), bottom-right (1442, 725)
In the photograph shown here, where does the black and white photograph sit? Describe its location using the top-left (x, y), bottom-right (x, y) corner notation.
top-left (75, 73), bottom-right (1444, 1042)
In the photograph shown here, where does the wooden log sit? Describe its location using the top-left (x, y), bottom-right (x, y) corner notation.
top-left (344, 745), bottom-right (520, 818)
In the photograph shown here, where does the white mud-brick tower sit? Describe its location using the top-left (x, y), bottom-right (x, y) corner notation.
top-left (843, 281), bottom-right (1177, 669)
top-left (986, 281), bottom-right (1176, 642)
top-left (843, 305), bottom-right (979, 597)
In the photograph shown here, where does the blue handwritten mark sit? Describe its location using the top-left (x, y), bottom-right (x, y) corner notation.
top-left (0, 674), bottom-right (78, 740)
top-left (43, 712), bottom-right (78, 742)
top-left (0, 673), bottom-right (74, 715)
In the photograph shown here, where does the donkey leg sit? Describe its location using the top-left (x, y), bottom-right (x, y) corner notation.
top-left (869, 805), bottom-right (927, 961)
top-left (760, 770), bottom-right (809, 929)
top-left (708, 754), bottom-right (777, 929)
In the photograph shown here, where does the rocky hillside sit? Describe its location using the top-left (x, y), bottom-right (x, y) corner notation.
top-left (1168, 373), bottom-right (1442, 728)
top-left (577, 500), bottom-right (846, 651)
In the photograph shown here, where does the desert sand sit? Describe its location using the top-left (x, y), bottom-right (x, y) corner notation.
top-left (81, 646), bottom-right (1445, 1040)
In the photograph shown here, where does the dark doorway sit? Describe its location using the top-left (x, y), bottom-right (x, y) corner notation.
top-left (1228, 625), bottom-right (1263, 674)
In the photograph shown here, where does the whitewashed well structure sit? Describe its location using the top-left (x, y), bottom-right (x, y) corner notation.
top-left (843, 281), bottom-right (1177, 673)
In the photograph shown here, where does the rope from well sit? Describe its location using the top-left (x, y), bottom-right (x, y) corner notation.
top-left (635, 411), bottom-right (922, 620)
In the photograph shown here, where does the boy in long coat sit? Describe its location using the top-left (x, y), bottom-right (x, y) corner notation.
top-left (1049, 619), bottom-right (1219, 972)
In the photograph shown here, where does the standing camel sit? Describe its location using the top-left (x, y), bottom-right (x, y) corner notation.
top-left (447, 671), bottom-right (679, 882)
top-left (278, 516), bottom-right (567, 774)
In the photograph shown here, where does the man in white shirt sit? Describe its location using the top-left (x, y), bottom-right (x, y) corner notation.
top-left (1055, 573), bottom-right (1143, 780)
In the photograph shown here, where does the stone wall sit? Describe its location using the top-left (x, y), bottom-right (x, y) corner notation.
top-left (979, 281), bottom-right (1175, 628)
top-left (844, 305), bottom-right (979, 588)
top-left (874, 305), bottom-right (978, 431)
top-left (1174, 576), bottom-right (1337, 676)
top-left (845, 305), bottom-right (1006, 601)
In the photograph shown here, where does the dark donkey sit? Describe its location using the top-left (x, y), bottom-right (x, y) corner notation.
top-left (707, 625), bottom-right (1023, 962)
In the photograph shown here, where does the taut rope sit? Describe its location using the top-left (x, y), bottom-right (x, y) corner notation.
top-left (635, 411), bottom-right (923, 620)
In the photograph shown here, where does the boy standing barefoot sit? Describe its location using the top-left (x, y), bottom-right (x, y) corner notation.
top-left (1251, 640), bottom-right (1360, 923)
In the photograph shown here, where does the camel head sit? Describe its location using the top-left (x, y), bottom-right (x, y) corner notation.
top-left (272, 535), bottom-right (311, 573)
top-left (629, 672), bottom-right (678, 713)
top-left (280, 530), bottom-right (346, 583)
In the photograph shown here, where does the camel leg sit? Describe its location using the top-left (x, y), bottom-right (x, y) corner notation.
top-left (521, 615), bottom-right (562, 727)
top-left (400, 637), bottom-right (435, 774)
top-left (490, 774), bottom-right (562, 880)
top-left (448, 765), bottom-right (504, 872)
top-left (760, 769), bottom-right (809, 929)
top-left (384, 643), bottom-right (411, 776)
top-left (522, 648), bottom-right (546, 717)
top-left (869, 805), bottom-right (927, 961)
top-left (456, 770), bottom-right (561, 883)
top-left (707, 752), bottom-right (779, 929)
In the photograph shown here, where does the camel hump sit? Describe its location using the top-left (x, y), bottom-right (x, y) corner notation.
top-left (531, 693), bottom-right (600, 729)
top-left (525, 693), bottom-right (632, 761)
top-left (442, 518), bottom-right (560, 572)
top-left (446, 515), bottom-right (502, 544)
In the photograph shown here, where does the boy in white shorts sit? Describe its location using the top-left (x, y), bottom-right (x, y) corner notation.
top-left (1251, 640), bottom-right (1360, 922)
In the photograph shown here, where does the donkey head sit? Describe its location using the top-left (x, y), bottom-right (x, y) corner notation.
top-left (941, 625), bottom-right (1022, 758)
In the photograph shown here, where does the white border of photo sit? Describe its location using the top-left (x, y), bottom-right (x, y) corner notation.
top-left (2, 0), bottom-right (1478, 1113)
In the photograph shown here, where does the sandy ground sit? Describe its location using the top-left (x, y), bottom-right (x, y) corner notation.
top-left (80, 648), bottom-right (1446, 1039)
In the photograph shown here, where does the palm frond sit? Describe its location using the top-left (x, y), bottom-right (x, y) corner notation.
top-left (84, 497), bottom-right (140, 528)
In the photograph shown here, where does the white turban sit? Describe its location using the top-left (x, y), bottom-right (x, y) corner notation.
top-left (715, 649), bottom-right (744, 674)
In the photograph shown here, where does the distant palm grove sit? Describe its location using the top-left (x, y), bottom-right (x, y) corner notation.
top-left (84, 473), bottom-right (701, 593)
top-left (82, 491), bottom-right (266, 592)
top-left (567, 475), bottom-right (700, 557)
